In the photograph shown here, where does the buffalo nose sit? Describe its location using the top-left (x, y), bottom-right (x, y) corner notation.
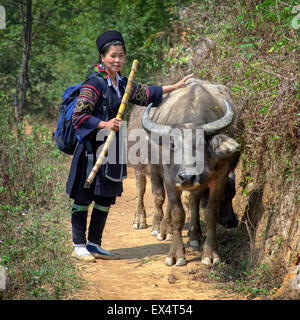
top-left (178, 172), bottom-right (196, 186)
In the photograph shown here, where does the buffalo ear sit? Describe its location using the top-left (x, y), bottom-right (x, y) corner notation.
top-left (208, 134), bottom-right (239, 160)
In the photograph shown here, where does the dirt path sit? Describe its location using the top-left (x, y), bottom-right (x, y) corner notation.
top-left (70, 167), bottom-right (245, 300)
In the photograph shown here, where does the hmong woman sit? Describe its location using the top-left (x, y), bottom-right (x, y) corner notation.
top-left (67, 30), bottom-right (193, 261)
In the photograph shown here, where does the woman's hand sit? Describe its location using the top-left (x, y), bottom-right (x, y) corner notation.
top-left (97, 118), bottom-right (122, 131)
top-left (162, 74), bottom-right (194, 94)
top-left (173, 74), bottom-right (194, 89)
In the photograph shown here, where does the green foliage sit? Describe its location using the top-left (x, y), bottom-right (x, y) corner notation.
top-left (0, 94), bottom-right (81, 299)
top-left (0, 0), bottom-right (298, 300)
top-left (165, 0), bottom-right (299, 184)
top-left (0, 0), bottom-right (187, 117)
top-left (231, 263), bottom-right (277, 298)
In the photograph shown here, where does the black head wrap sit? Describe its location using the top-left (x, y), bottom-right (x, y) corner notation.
top-left (96, 30), bottom-right (125, 53)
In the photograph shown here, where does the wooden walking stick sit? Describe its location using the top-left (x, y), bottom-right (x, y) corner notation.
top-left (84, 59), bottom-right (138, 189)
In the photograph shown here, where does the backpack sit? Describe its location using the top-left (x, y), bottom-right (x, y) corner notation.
top-left (53, 73), bottom-right (106, 155)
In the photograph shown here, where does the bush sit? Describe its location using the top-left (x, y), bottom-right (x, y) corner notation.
top-left (0, 93), bottom-right (81, 299)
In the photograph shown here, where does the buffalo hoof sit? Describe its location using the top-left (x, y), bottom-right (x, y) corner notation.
top-left (213, 257), bottom-right (221, 265)
top-left (157, 233), bottom-right (166, 241)
top-left (152, 230), bottom-right (159, 236)
top-left (189, 240), bottom-right (201, 248)
top-left (133, 223), bottom-right (147, 229)
top-left (201, 256), bottom-right (221, 266)
top-left (201, 257), bottom-right (212, 266)
top-left (165, 257), bottom-right (176, 266)
top-left (176, 258), bottom-right (186, 266)
top-left (166, 233), bottom-right (172, 241)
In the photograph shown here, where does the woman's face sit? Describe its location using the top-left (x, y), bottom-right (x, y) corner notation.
top-left (101, 45), bottom-right (126, 75)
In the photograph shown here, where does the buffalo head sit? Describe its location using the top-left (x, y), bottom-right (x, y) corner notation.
top-left (141, 99), bottom-right (238, 191)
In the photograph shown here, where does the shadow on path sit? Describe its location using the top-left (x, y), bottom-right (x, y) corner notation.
top-left (111, 242), bottom-right (169, 260)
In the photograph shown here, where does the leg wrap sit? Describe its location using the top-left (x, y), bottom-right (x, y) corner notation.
top-left (87, 203), bottom-right (110, 246)
top-left (71, 202), bottom-right (89, 245)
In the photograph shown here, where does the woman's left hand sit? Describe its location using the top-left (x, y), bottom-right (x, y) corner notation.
top-left (162, 74), bottom-right (194, 94)
top-left (174, 74), bottom-right (194, 89)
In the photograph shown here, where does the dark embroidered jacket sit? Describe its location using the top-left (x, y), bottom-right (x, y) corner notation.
top-left (66, 64), bottom-right (163, 201)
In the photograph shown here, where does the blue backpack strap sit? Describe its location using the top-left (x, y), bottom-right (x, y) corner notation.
top-left (62, 85), bottom-right (81, 105)
top-left (86, 72), bottom-right (108, 120)
top-left (85, 72), bottom-right (107, 93)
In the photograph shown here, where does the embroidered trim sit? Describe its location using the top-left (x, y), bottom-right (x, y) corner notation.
top-left (74, 114), bottom-right (90, 129)
top-left (94, 63), bottom-right (123, 79)
top-left (72, 203), bottom-right (89, 213)
top-left (131, 83), bottom-right (148, 105)
top-left (94, 203), bottom-right (110, 212)
top-left (94, 64), bottom-right (109, 79)
top-left (72, 100), bottom-right (94, 128)
top-left (82, 84), bottom-right (101, 97)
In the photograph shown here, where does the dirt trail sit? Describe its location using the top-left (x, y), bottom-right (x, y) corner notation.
top-left (70, 167), bottom-right (245, 300)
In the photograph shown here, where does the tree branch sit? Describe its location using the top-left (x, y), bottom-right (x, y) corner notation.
top-left (31, 0), bottom-right (69, 42)
top-left (0, 34), bottom-right (23, 47)
top-left (18, 0), bottom-right (25, 45)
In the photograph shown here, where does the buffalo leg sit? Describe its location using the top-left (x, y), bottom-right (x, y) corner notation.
top-left (133, 169), bottom-right (147, 229)
top-left (188, 190), bottom-right (203, 247)
top-left (157, 200), bottom-right (173, 241)
top-left (202, 177), bottom-right (227, 266)
top-left (165, 188), bottom-right (186, 266)
top-left (151, 172), bottom-right (166, 236)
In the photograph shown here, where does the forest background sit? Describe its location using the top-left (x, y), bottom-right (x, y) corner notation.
top-left (0, 0), bottom-right (299, 299)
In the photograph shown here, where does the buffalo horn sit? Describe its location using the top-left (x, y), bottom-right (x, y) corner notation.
top-left (141, 103), bottom-right (173, 135)
top-left (141, 99), bottom-right (234, 136)
top-left (200, 99), bottom-right (234, 135)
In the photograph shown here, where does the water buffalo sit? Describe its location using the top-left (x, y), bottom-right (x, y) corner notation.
top-left (127, 78), bottom-right (240, 266)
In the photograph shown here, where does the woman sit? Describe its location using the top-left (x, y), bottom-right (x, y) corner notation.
top-left (67, 30), bottom-right (193, 261)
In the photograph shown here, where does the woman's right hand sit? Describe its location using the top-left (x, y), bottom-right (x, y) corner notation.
top-left (97, 118), bottom-right (122, 131)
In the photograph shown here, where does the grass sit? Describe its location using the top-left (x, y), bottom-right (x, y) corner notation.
top-left (0, 94), bottom-right (82, 299)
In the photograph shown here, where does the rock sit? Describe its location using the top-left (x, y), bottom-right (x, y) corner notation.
top-left (0, 266), bottom-right (8, 300)
top-left (168, 272), bottom-right (177, 284)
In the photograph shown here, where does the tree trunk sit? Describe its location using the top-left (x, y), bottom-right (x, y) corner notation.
top-left (15, 0), bottom-right (32, 120)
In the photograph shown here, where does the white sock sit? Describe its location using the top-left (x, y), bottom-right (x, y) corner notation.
top-left (73, 244), bottom-right (91, 256)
